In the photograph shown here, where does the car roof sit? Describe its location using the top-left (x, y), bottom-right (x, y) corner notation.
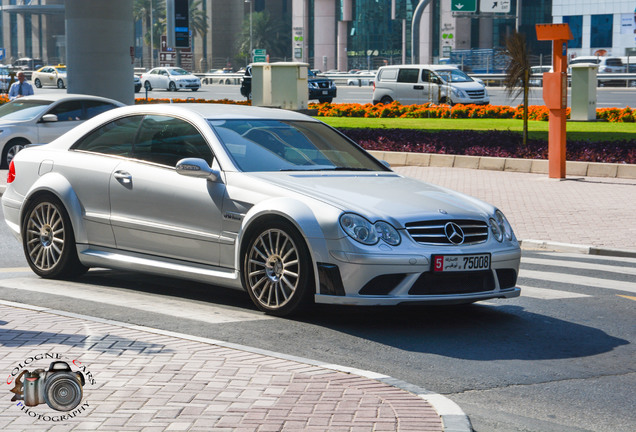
top-left (13, 93), bottom-right (125, 105)
top-left (379, 64), bottom-right (462, 70)
top-left (106, 103), bottom-right (319, 122)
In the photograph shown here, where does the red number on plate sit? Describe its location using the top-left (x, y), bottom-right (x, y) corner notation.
top-left (434, 256), bottom-right (444, 272)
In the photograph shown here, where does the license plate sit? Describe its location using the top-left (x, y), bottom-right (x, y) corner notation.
top-left (322, 90), bottom-right (328, 95)
top-left (432, 253), bottom-right (491, 272)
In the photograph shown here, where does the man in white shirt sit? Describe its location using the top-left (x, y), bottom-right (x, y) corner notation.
top-left (8, 71), bottom-right (35, 100)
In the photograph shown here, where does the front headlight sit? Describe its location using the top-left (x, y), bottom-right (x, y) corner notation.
top-left (452, 88), bottom-right (468, 98)
top-left (490, 210), bottom-right (515, 242)
top-left (496, 209), bottom-right (514, 241)
top-left (340, 213), bottom-right (401, 246)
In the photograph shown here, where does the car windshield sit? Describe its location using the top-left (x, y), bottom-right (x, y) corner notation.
top-left (0, 100), bottom-right (51, 121)
top-left (168, 68), bottom-right (190, 76)
top-left (209, 119), bottom-right (387, 173)
top-left (571, 58), bottom-right (601, 65)
top-left (435, 69), bottom-right (473, 83)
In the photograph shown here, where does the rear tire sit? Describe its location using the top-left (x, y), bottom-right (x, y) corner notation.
top-left (380, 96), bottom-right (393, 105)
top-left (57, 79), bottom-right (65, 89)
top-left (144, 81), bottom-right (152, 91)
top-left (34, 78), bottom-right (42, 88)
top-left (22, 195), bottom-right (88, 279)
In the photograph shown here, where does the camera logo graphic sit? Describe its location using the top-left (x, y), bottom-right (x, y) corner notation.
top-left (11, 361), bottom-right (85, 412)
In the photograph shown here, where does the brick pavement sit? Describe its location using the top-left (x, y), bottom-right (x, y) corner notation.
top-left (0, 303), bottom-right (444, 432)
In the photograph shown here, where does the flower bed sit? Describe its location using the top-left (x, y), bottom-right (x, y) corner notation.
top-left (309, 101), bottom-right (635, 123)
top-left (344, 128), bottom-right (635, 164)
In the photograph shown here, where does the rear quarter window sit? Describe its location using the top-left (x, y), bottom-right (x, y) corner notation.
top-left (378, 68), bottom-right (398, 81)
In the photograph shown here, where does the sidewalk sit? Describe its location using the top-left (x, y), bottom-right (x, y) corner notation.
top-left (1, 165), bottom-right (635, 432)
top-left (0, 301), bottom-right (450, 432)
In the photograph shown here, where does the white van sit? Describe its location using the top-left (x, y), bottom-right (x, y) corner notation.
top-left (372, 65), bottom-right (489, 105)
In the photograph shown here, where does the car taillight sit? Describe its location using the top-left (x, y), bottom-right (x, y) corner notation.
top-left (7, 160), bottom-right (15, 183)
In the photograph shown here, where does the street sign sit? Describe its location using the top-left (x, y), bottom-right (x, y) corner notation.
top-left (253, 49), bottom-right (266, 56)
top-left (480, 0), bottom-right (511, 13)
top-left (451, 0), bottom-right (477, 12)
top-left (253, 55), bottom-right (267, 63)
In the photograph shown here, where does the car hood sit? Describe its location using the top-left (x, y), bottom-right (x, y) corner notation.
top-left (248, 171), bottom-right (494, 227)
top-left (442, 81), bottom-right (485, 90)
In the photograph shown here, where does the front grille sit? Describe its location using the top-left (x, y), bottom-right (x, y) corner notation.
top-left (405, 219), bottom-right (489, 245)
top-left (466, 89), bottom-right (485, 99)
top-left (408, 271), bottom-right (495, 295)
top-left (316, 81), bottom-right (331, 89)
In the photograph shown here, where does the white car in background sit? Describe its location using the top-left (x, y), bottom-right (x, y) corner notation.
top-left (0, 94), bottom-right (124, 168)
top-left (139, 67), bottom-right (201, 92)
top-left (32, 65), bottom-right (68, 89)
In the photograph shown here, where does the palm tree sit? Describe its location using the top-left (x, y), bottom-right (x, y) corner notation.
top-left (237, 10), bottom-right (291, 64)
top-left (504, 32), bottom-right (531, 146)
top-left (133, 0), bottom-right (166, 67)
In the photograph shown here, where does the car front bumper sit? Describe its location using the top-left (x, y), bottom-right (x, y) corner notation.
top-left (313, 244), bottom-right (521, 306)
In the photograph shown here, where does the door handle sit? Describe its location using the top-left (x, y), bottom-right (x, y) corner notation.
top-left (413, 85), bottom-right (424, 90)
top-left (113, 170), bottom-right (132, 184)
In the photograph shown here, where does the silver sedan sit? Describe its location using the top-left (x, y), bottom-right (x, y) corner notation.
top-left (1, 104), bottom-right (521, 316)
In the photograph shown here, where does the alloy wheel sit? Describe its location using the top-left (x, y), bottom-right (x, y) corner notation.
top-left (245, 228), bottom-right (301, 311)
top-left (25, 202), bottom-right (66, 271)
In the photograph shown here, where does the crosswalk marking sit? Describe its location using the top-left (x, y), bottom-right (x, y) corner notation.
top-left (518, 285), bottom-right (591, 300)
top-left (0, 277), bottom-right (272, 324)
top-left (522, 257), bottom-right (636, 277)
top-left (519, 269), bottom-right (636, 294)
top-left (533, 252), bottom-right (636, 264)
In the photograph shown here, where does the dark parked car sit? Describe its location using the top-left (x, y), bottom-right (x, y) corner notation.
top-left (240, 66), bottom-right (337, 103)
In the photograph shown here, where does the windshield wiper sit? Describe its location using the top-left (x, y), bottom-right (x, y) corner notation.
top-left (319, 167), bottom-right (373, 171)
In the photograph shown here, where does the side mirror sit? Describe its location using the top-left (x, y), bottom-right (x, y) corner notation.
top-left (175, 157), bottom-right (220, 182)
top-left (41, 114), bottom-right (58, 123)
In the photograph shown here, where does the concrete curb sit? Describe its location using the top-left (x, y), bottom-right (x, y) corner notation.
top-left (0, 298), bottom-right (473, 432)
top-left (368, 151), bottom-right (636, 179)
top-left (520, 239), bottom-right (636, 258)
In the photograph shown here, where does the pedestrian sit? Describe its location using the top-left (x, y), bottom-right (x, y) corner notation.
top-left (8, 71), bottom-right (34, 101)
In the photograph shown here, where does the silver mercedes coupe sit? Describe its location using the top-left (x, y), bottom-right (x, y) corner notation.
top-left (1, 104), bottom-right (521, 316)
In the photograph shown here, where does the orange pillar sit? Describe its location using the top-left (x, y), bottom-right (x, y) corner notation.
top-left (536, 24), bottom-right (573, 179)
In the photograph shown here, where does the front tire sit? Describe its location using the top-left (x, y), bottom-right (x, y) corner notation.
top-left (169, 81), bottom-right (177, 91)
top-left (22, 195), bottom-right (88, 279)
top-left (242, 220), bottom-right (313, 316)
top-left (2, 139), bottom-right (28, 169)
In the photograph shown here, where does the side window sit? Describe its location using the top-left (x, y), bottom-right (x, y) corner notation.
top-left (421, 70), bottom-right (431, 82)
top-left (134, 115), bottom-right (213, 167)
top-left (72, 115), bottom-right (141, 157)
top-left (378, 68), bottom-right (397, 81)
top-left (397, 68), bottom-right (419, 83)
top-left (84, 101), bottom-right (119, 119)
top-left (48, 101), bottom-right (84, 122)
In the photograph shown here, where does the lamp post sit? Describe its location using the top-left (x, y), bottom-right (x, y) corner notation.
top-left (245, 0), bottom-right (253, 62)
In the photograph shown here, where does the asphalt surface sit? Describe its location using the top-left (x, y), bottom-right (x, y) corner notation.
top-left (0, 165), bottom-right (634, 432)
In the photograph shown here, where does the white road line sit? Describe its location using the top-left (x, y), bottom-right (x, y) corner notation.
top-left (522, 257), bottom-right (636, 276)
top-left (519, 285), bottom-right (591, 300)
top-left (528, 252), bottom-right (636, 264)
top-left (0, 277), bottom-right (272, 324)
top-left (519, 269), bottom-right (636, 294)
